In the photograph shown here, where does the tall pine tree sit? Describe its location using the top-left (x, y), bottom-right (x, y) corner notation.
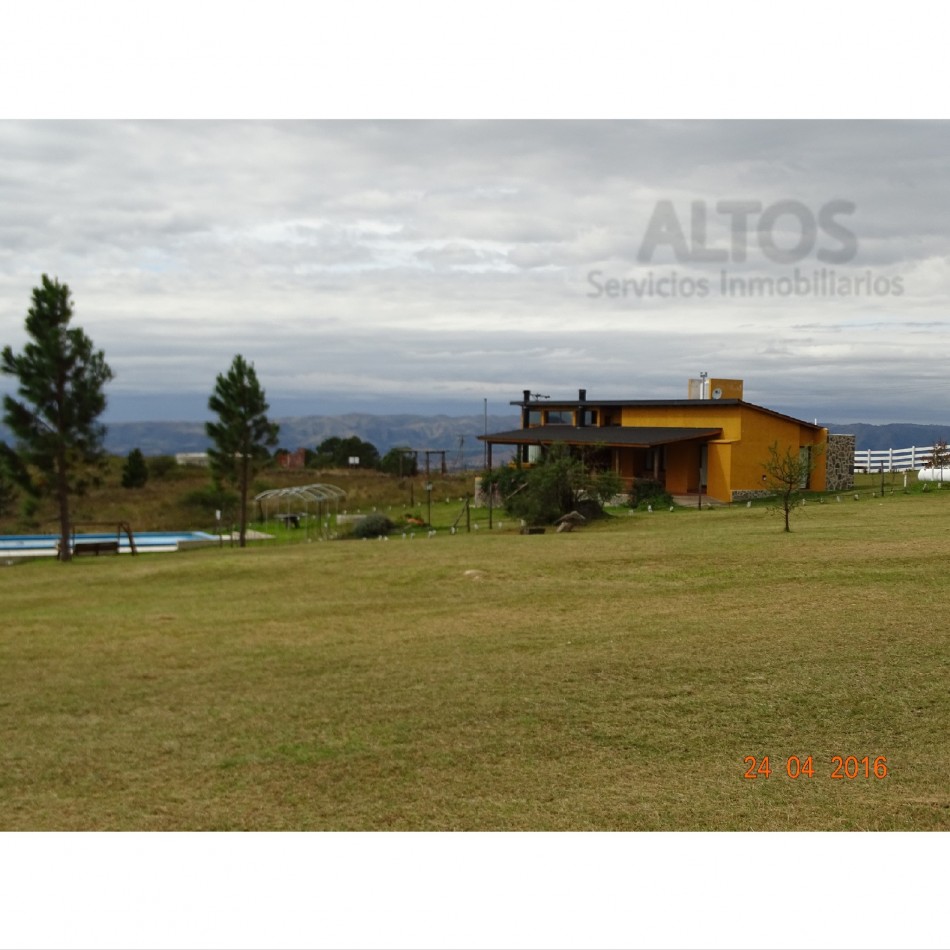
top-left (206, 355), bottom-right (279, 547)
top-left (0, 458), bottom-right (18, 520)
top-left (1, 275), bottom-right (114, 561)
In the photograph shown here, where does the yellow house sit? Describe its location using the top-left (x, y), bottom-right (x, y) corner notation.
top-left (480, 378), bottom-right (845, 503)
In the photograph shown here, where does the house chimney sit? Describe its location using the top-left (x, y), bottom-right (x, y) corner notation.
top-left (522, 389), bottom-right (531, 428)
top-left (577, 388), bottom-right (587, 427)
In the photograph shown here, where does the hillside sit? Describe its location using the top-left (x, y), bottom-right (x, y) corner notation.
top-left (4, 414), bottom-right (950, 461)
top-left (9, 413), bottom-right (521, 467)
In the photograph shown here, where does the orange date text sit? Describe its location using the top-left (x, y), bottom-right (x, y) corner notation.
top-left (743, 755), bottom-right (888, 780)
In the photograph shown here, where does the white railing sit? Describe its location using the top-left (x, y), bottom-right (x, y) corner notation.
top-left (853, 445), bottom-right (939, 473)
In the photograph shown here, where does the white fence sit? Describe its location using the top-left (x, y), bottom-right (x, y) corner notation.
top-left (853, 445), bottom-right (940, 473)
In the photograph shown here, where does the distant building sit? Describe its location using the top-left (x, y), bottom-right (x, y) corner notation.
top-left (479, 378), bottom-right (853, 503)
top-left (277, 448), bottom-right (307, 470)
top-left (175, 452), bottom-right (210, 467)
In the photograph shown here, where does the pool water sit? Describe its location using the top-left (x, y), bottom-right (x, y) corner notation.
top-left (0, 531), bottom-right (219, 557)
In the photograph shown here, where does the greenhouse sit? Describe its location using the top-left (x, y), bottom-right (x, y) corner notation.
top-left (254, 484), bottom-right (347, 539)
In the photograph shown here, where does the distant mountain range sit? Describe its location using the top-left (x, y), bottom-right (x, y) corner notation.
top-left (2, 415), bottom-right (949, 463)
top-left (101, 413), bottom-right (522, 467)
top-left (98, 418), bottom-right (950, 458)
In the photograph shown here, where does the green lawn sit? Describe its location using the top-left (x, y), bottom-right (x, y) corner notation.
top-left (2, 488), bottom-right (948, 830)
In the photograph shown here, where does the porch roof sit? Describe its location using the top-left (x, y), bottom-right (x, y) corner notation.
top-left (479, 425), bottom-right (722, 448)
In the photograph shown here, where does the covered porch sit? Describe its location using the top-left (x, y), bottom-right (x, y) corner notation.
top-left (480, 425), bottom-right (724, 498)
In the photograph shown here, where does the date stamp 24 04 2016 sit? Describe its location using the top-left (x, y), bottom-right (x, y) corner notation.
top-left (743, 755), bottom-right (889, 780)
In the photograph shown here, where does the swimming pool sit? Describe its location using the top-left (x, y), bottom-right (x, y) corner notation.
top-left (0, 531), bottom-right (219, 557)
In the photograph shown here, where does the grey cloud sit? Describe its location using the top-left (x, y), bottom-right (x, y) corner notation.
top-left (0, 120), bottom-right (949, 426)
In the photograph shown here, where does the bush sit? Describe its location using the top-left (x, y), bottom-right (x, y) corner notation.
top-left (588, 469), bottom-right (624, 507)
top-left (630, 478), bottom-right (674, 510)
top-left (350, 513), bottom-right (394, 538)
top-left (314, 436), bottom-right (381, 470)
top-left (486, 446), bottom-right (588, 525)
top-left (147, 455), bottom-right (180, 480)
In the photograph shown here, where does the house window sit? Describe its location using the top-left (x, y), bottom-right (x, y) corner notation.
top-left (545, 410), bottom-right (573, 425)
top-left (527, 410), bottom-right (542, 426)
top-left (645, 448), bottom-right (665, 474)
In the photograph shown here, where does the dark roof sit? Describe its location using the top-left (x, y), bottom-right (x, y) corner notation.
top-left (514, 398), bottom-right (742, 408)
top-left (511, 398), bottom-right (824, 431)
top-left (479, 425), bottom-right (722, 447)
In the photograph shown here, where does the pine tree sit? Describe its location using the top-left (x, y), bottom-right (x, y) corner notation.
top-left (121, 448), bottom-right (149, 489)
top-left (0, 275), bottom-right (114, 561)
top-left (0, 461), bottom-right (18, 519)
top-left (206, 355), bottom-right (279, 547)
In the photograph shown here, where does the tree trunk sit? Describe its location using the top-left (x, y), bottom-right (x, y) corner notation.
top-left (239, 455), bottom-right (248, 548)
top-left (57, 452), bottom-right (71, 562)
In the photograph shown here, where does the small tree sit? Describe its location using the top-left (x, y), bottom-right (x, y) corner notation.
top-left (206, 355), bottom-right (279, 547)
top-left (147, 455), bottom-right (178, 480)
top-left (588, 468), bottom-right (624, 507)
top-left (512, 446), bottom-right (584, 523)
top-left (488, 444), bottom-right (613, 525)
top-left (121, 448), bottom-right (149, 489)
top-left (0, 275), bottom-right (114, 561)
top-left (380, 446), bottom-right (418, 477)
top-left (762, 441), bottom-right (823, 532)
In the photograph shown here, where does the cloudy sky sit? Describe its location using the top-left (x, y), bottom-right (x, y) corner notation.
top-left (0, 119), bottom-right (947, 426)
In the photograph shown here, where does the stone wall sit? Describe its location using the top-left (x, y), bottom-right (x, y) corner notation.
top-left (825, 434), bottom-right (855, 491)
top-left (731, 489), bottom-right (775, 502)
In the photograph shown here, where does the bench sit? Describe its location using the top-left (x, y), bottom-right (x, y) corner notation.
top-left (73, 540), bottom-right (120, 556)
